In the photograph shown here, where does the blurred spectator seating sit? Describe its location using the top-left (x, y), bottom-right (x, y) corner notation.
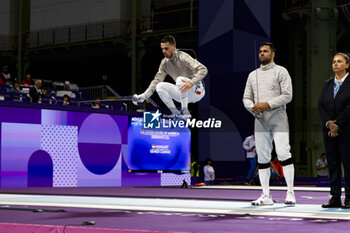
top-left (0, 82), bottom-right (158, 112)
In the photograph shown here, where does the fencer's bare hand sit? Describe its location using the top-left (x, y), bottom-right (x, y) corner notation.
top-left (328, 130), bottom-right (338, 138)
top-left (41, 90), bottom-right (47, 95)
top-left (252, 102), bottom-right (270, 114)
top-left (328, 120), bottom-right (339, 133)
top-left (248, 148), bottom-right (253, 152)
top-left (179, 80), bottom-right (193, 93)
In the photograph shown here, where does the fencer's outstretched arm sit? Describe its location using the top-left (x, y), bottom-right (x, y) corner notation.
top-left (133, 59), bottom-right (168, 104)
top-left (266, 68), bottom-right (293, 109)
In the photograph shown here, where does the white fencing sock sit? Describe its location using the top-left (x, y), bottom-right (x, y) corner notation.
top-left (181, 96), bottom-right (189, 112)
top-left (258, 168), bottom-right (271, 196)
top-left (283, 164), bottom-right (295, 193)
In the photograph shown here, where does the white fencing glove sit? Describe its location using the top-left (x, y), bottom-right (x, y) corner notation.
top-left (132, 94), bottom-right (146, 106)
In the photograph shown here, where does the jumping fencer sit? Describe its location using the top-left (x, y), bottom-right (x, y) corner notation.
top-left (242, 42), bottom-right (295, 206)
top-left (133, 35), bottom-right (207, 118)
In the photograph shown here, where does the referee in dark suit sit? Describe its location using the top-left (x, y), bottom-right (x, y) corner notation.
top-left (318, 53), bottom-right (350, 209)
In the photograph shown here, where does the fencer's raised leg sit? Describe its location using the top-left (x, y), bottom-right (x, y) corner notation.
top-left (156, 82), bottom-right (181, 115)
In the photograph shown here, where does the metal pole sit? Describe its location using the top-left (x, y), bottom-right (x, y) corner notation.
top-left (17, 0), bottom-right (23, 82)
top-left (131, 0), bottom-right (137, 93)
top-left (151, 8), bottom-right (154, 31)
top-left (190, 0), bottom-right (193, 27)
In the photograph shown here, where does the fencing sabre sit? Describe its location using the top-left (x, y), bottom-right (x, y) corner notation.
top-left (254, 41), bottom-right (271, 132)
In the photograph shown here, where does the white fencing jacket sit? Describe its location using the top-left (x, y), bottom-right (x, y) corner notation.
top-left (243, 62), bottom-right (293, 114)
top-left (143, 50), bottom-right (208, 98)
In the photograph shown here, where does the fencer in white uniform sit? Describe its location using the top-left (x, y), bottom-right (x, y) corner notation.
top-left (243, 42), bottom-right (295, 206)
top-left (133, 35), bottom-right (207, 118)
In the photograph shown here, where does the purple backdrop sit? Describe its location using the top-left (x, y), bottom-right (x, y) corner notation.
top-left (0, 106), bottom-right (190, 188)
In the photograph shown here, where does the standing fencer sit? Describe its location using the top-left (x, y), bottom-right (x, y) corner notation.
top-left (133, 35), bottom-right (207, 118)
top-left (242, 42), bottom-right (295, 206)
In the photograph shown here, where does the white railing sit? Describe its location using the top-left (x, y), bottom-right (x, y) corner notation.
top-left (0, 35), bottom-right (16, 50)
top-left (29, 19), bottom-right (130, 47)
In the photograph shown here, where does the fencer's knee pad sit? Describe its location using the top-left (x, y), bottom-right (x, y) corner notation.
top-left (280, 158), bottom-right (293, 166)
top-left (258, 162), bottom-right (270, 169)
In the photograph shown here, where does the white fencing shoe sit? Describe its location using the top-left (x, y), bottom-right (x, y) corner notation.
top-left (285, 191), bottom-right (296, 205)
top-left (251, 193), bottom-right (273, 206)
top-left (179, 109), bottom-right (191, 120)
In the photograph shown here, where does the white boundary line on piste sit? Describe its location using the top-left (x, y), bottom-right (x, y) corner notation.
top-left (0, 193), bottom-right (349, 220)
top-left (193, 185), bottom-right (335, 192)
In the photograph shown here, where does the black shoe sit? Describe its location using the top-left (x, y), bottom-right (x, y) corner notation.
top-left (342, 200), bottom-right (350, 209)
top-left (245, 179), bottom-right (253, 185)
top-left (322, 197), bottom-right (341, 208)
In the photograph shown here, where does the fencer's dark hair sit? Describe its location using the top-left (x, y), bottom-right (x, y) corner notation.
top-left (260, 42), bottom-right (276, 53)
top-left (320, 152), bottom-right (326, 157)
top-left (161, 35), bottom-right (176, 45)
